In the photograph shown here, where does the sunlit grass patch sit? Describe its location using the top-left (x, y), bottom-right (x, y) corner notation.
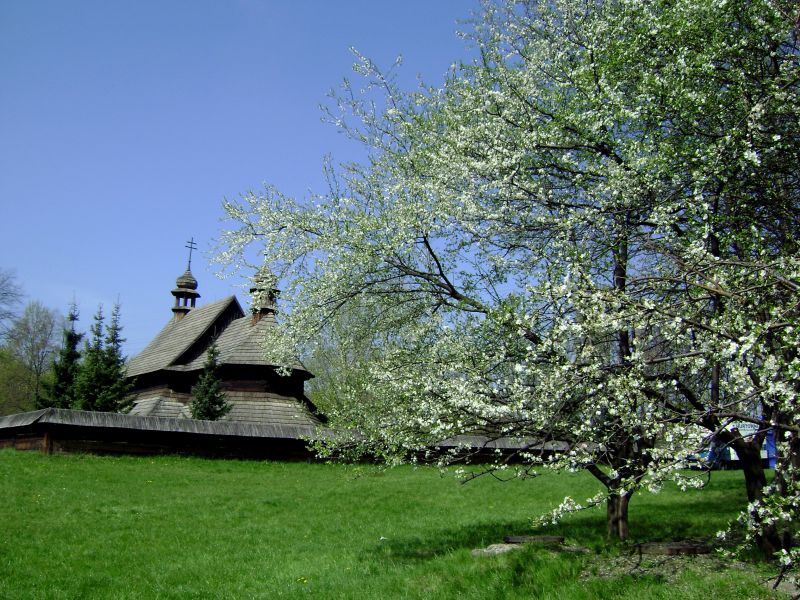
top-left (0, 450), bottom-right (780, 599)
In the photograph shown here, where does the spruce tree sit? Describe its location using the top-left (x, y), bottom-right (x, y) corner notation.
top-left (75, 305), bottom-right (105, 411)
top-left (43, 303), bottom-right (83, 408)
top-left (97, 303), bottom-right (134, 412)
top-left (75, 304), bottom-right (133, 412)
top-left (190, 342), bottom-right (230, 421)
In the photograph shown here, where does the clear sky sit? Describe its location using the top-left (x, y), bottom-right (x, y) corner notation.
top-left (0, 1), bottom-right (477, 355)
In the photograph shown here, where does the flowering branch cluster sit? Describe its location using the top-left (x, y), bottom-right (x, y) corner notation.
top-left (216, 0), bottom-right (800, 552)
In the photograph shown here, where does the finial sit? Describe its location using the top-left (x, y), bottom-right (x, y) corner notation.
top-left (185, 237), bottom-right (198, 271)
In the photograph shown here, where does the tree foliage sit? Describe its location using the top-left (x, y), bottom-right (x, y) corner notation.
top-left (5, 301), bottom-right (60, 409)
top-left (218, 0), bottom-right (799, 558)
top-left (189, 342), bottom-right (231, 421)
top-left (304, 300), bottom-right (384, 417)
top-left (0, 348), bottom-right (36, 415)
top-left (75, 304), bottom-right (133, 412)
top-left (42, 303), bottom-right (83, 409)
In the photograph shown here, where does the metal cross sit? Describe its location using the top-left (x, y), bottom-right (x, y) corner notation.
top-left (185, 237), bottom-right (198, 270)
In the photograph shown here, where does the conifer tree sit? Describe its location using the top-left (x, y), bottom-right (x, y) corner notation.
top-left (97, 303), bottom-right (134, 412)
top-left (75, 305), bottom-right (105, 411)
top-left (190, 342), bottom-right (230, 421)
top-left (43, 302), bottom-right (83, 408)
top-left (75, 304), bottom-right (133, 412)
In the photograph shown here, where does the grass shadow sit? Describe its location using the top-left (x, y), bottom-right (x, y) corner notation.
top-left (368, 472), bottom-right (752, 565)
top-left (370, 518), bottom-right (534, 562)
top-left (368, 514), bottom-right (612, 564)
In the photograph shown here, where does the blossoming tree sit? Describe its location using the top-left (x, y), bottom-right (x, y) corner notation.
top-left (217, 0), bottom-right (799, 556)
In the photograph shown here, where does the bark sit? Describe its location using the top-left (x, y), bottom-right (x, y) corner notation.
top-left (607, 492), bottom-right (631, 541)
top-left (607, 229), bottom-right (634, 542)
top-left (736, 441), bottom-right (768, 502)
top-left (587, 463), bottom-right (636, 541)
top-left (671, 378), bottom-right (779, 553)
top-left (766, 424), bottom-right (799, 554)
top-left (726, 433), bottom-right (784, 554)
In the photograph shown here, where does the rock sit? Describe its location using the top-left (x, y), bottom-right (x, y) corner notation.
top-left (560, 545), bottom-right (591, 554)
top-left (635, 541), bottom-right (711, 556)
top-left (471, 543), bottom-right (520, 557)
top-left (504, 535), bottom-right (565, 545)
top-left (765, 575), bottom-right (800, 597)
top-left (473, 536), bottom-right (590, 557)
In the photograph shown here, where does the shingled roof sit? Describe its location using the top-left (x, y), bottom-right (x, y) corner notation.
top-left (0, 408), bottom-right (328, 442)
top-left (127, 296), bottom-right (242, 378)
top-left (182, 311), bottom-right (309, 375)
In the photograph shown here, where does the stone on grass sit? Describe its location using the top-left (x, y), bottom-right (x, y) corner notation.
top-left (471, 544), bottom-right (520, 557)
top-left (504, 535), bottom-right (565, 545)
top-left (635, 541), bottom-right (711, 556)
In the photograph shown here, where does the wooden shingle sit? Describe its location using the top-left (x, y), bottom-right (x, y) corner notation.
top-left (127, 297), bottom-right (242, 378)
top-left (183, 311), bottom-right (308, 373)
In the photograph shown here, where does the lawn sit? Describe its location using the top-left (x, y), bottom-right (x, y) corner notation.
top-left (0, 450), bottom-right (782, 599)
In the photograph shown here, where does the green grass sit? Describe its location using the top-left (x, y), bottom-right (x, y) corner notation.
top-left (0, 450), bottom-right (781, 599)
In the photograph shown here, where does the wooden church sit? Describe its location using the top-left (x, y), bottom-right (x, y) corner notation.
top-left (126, 263), bottom-right (323, 428)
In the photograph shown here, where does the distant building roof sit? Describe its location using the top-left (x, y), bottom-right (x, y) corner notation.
top-left (0, 408), bottom-right (327, 441)
top-left (0, 408), bottom-right (330, 459)
top-left (127, 294), bottom-right (310, 378)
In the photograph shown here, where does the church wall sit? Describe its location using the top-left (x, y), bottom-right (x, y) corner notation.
top-left (219, 364), bottom-right (308, 398)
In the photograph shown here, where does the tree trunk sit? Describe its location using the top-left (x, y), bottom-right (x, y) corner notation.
top-left (586, 464), bottom-right (635, 541)
top-left (732, 438), bottom-right (784, 554)
top-left (607, 492), bottom-right (631, 541)
top-left (737, 442), bottom-right (767, 502)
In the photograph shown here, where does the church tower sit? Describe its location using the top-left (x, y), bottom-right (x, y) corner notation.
top-left (171, 238), bottom-right (200, 321)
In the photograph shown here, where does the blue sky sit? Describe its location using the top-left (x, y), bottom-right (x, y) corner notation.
top-left (0, 1), bottom-right (477, 355)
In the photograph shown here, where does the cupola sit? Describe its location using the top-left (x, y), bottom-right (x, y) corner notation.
top-left (171, 238), bottom-right (201, 321)
top-left (250, 265), bottom-right (279, 324)
top-left (171, 269), bottom-right (200, 320)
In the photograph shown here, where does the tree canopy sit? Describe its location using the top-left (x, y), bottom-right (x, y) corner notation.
top-left (218, 0), bottom-right (799, 558)
top-left (5, 301), bottom-right (60, 409)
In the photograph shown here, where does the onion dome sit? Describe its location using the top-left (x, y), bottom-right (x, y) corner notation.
top-left (175, 270), bottom-right (198, 290)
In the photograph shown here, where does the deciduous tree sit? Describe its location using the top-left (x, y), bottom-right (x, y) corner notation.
top-left (5, 301), bottom-right (60, 408)
top-left (218, 0), bottom-right (799, 557)
top-left (0, 348), bottom-right (34, 415)
top-left (0, 269), bottom-right (23, 340)
top-left (304, 300), bottom-right (383, 417)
